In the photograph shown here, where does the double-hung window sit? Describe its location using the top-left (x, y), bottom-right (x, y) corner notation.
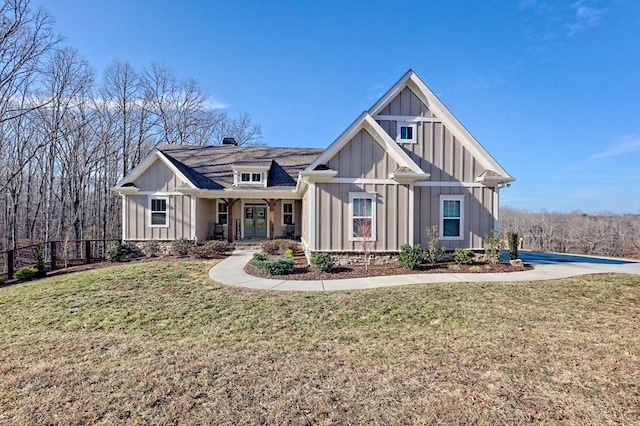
top-left (217, 201), bottom-right (228, 225)
top-left (149, 197), bottom-right (168, 227)
top-left (440, 195), bottom-right (464, 240)
top-left (349, 193), bottom-right (376, 241)
top-left (282, 202), bottom-right (294, 225)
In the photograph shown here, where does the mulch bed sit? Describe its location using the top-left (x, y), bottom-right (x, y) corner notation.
top-left (244, 254), bottom-right (533, 281)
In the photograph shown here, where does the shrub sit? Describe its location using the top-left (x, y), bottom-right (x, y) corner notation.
top-left (171, 238), bottom-right (194, 257)
top-left (484, 230), bottom-right (503, 264)
top-left (252, 257), bottom-right (294, 275)
top-left (425, 226), bottom-right (445, 264)
top-left (253, 252), bottom-right (268, 261)
top-left (284, 249), bottom-right (294, 259)
top-left (507, 231), bottom-right (519, 260)
top-left (105, 241), bottom-right (132, 262)
top-left (398, 244), bottom-right (425, 270)
top-left (190, 241), bottom-right (230, 259)
top-left (262, 240), bottom-right (281, 255)
top-left (33, 244), bottom-right (46, 277)
top-left (310, 252), bottom-right (334, 272)
top-left (279, 239), bottom-right (301, 254)
top-left (0, 276), bottom-right (5, 285)
top-left (453, 248), bottom-right (475, 265)
top-left (144, 240), bottom-right (161, 257)
top-left (14, 267), bottom-right (38, 281)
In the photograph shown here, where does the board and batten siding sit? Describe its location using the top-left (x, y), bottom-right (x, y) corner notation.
top-left (413, 186), bottom-right (497, 250)
top-left (376, 87), bottom-right (485, 182)
top-left (314, 183), bottom-right (410, 251)
top-left (326, 129), bottom-right (400, 178)
top-left (124, 194), bottom-right (192, 240)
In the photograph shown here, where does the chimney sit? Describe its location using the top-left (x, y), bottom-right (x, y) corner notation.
top-left (222, 137), bottom-right (238, 146)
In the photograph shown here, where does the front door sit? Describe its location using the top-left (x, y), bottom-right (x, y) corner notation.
top-left (244, 204), bottom-right (267, 238)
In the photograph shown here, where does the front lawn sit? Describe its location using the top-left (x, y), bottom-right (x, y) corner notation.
top-left (0, 260), bottom-right (638, 424)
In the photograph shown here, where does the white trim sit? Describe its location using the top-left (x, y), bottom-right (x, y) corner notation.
top-left (349, 192), bottom-right (377, 242)
top-left (374, 115), bottom-right (441, 123)
top-left (439, 194), bottom-right (465, 240)
top-left (332, 177), bottom-right (397, 185)
top-left (416, 181), bottom-right (484, 188)
top-left (281, 201), bottom-right (294, 226)
top-left (396, 121), bottom-right (417, 144)
top-left (327, 178), bottom-right (485, 187)
top-left (368, 70), bottom-right (514, 181)
top-left (190, 195), bottom-right (197, 240)
top-left (216, 200), bottom-right (228, 225)
top-left (303, 112), bottom-right (426, 176)
top-left (197, 189), bottom-right (301, 199)
top-left (148, 195), bottom-right (169, 228)
top-left (121, 194), bottom-right (127, 241)
top-left (408, 183), bottom-right (414, 245)
top-left (494, 187), bottom-right (500, 232)
top-left (114, 149), bottom-right (197, 189)
top-left (135, 191), bottom-right (183, 196)
top-left (308, 182), bottom-right (316, 250)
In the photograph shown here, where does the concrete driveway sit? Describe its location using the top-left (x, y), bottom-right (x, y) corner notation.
top-left (208, 250), bottom-right (640, 292)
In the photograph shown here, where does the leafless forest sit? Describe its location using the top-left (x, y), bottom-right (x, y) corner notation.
top-left (0, 0), bottom-right (262, 251)
top-left (501, 207), bottom-right (640, 258)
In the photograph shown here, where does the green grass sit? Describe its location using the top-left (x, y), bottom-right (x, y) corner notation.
top-left (0, 260), bottom-right (639, 425)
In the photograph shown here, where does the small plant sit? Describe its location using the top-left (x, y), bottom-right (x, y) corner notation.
top-left (484, 230), bottom-right (503, 264)
top-left (14, 267), bottom-right (38, 281)
top-left (144, 240), bottom-right (161, 257)
top-left (171, 238), bottom-right (194, 257)
top-left (453, 248), bottom-right (475, 265)
top-left (353, 218), bottom-right (375, 270)
top-left (425, 226), bottom-right (445, 264)
top-left (253, 252), bottom-right (268, 261)
top-left (284, 248), bottom-right (294, 259)
top-left (190, 241), bottom-right (230, 259)
top-left (252, 257), bottom-right (294, 275)
top-left (262, 240), bottom-right (281, 255)
top-left (33, 243), bottom-right (46, 277)
top-left (398, 244), bottom-right (425, 270)
top-left (507, 231), bottom-right (519, 260)
top-left (0, 276), bottom-right (5, 285)
top-left (310, 252), bottom-right (334, 272)
top-left (279, 239), bottom-right (301, 254)
top-left (105, 241), bottom-right (132, 262)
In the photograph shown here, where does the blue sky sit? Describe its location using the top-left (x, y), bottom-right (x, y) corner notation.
top-left (40, 0), bottom-right (640, 213)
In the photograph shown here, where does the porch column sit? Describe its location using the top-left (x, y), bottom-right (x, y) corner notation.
top-left (226, 198), bottom-right (235, 243)
top-left (268, 199), bottom-right (275, 240)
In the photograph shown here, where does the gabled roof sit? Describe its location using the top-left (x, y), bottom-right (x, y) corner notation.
top-left (113, 145), bottom-right (324, 192)
top-left (303, 112), bottom-right (427, 178)
top-left (369, 69), bottom-right (514, 182)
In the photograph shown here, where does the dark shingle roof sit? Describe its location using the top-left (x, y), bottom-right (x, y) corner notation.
top-left (158, 145), bottom-right (323, 190)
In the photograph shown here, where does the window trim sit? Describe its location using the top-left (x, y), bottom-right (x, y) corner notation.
top-left (349, 192), bottom-right (376, 242)
top-left (217, 200), bottom-right (228, 225)
top-left (149, 196), bottom-right (169, 228)
top-left (396, 121), bottom-right (417, 144)
top-left (439, 194), bottom-right (464, 240)
top-left (281, 201), bottom-right (294, 226)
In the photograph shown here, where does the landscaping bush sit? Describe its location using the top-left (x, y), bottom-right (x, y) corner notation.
top-left (262, 240), bottom-right (281, 255)
top-left (253, 252), bottom-right (268, 261)
top-left (508, 231), bottom-right (519, 260)
top-left (453, 248), bottom-right (475, 265)
top-left (284, 249), bottom-right (294, 259)
top-left (171, 238), bottom-right (194, 257)
top-left (190, 241), bottom-right (230, 259)
top-left (144, 240), bottom-right (161, 257)
top-left (398, 244), bottom-right (425, 270)
top-left (310, 252), bottom-right (334, 272)
top-left (105, 241), bottom-right (132, 262)
top-left (252, 257), bottom-right (294, 275)
top-left (14, 267), bottom-right (38, 281)
top-left (33, 244), bottom-right (46, 277)
top-left (425, 226), bottom-right (445, 264)
top-left (0, 276), bottom-right (5, 285)
top-left (484, 231), bottom-right (503, 264)
top-left (279, 239), bottom-right (301, 254)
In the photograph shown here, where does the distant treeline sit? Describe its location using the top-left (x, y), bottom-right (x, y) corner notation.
top-left (501, 207), bottom-right (640, 258)
top-left (0, 0), bottom-right (262, 251)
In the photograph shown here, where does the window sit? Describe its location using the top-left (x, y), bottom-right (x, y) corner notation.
top-left (217, 201), bottom-right (228, 225)
top-left (149, 197), bottom-right (168, 227)
top-left (396, 122), bottom-right (417, 143)
top-left (440, 195), bottom-right (464, 240)
top-left (349, 193), bottom-right (376, 241)
top-left (282, 202), bottom-right (294, 225)
top-left (240, 172), bottom-right (262, 183)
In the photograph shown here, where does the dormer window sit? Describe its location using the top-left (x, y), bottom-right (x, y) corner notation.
top-left (240, 172), bottom-right (262, 183)
top-left (233, 163), bottom-right (270, 187)
top-left (396, 122), bottom-right (417, 144)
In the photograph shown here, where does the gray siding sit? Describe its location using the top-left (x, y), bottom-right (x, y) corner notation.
top-left (326, 129), bottom-right (399, 178)
top-left (196, 198), bottom-right (216, 241)
top-left (124, 194), bottom-right (192, 240)
top-left (314, 183), bottom-right (410, 251)
top-left (134, 158), bottom-right (185, 191)
top-left (413, 186), bottom-right (497, 250)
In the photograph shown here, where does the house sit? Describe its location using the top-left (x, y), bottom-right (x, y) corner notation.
top-left (112, 69), bottom-right (514, 257)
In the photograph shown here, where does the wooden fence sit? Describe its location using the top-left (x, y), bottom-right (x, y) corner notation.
top-left (1, 240), bottom-right (121, 280)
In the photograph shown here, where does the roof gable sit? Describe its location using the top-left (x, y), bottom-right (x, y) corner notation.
top-left (369, 70), bottom-right (513, 181)
top-left (114, 148), bottom-right (198, 189)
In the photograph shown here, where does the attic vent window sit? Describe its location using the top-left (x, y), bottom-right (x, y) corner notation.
top-left (396, 122), bottom-right (417, 144)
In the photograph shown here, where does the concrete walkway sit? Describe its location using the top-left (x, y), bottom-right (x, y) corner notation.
top-left (208, 250), bottom-right (640, 292)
